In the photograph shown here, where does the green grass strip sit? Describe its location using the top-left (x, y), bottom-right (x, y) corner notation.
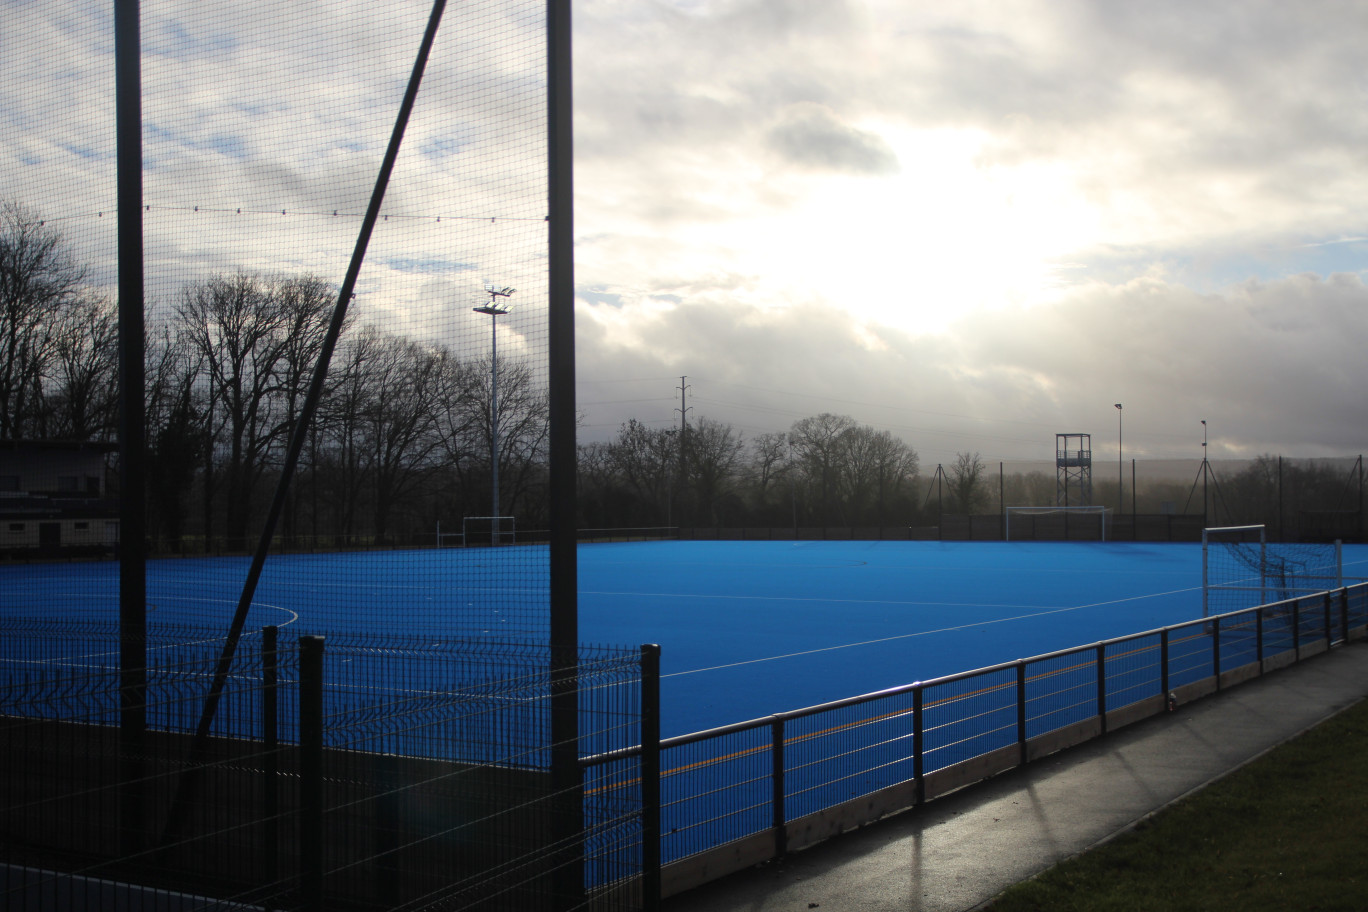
top-left (987, 698), bottom-right (1368, 911)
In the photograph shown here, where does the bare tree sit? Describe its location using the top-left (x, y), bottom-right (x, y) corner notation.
top-left (358, 332), bottom-right (446, 542)
top-left (0, 201), bottom-right (91, 439)
top-left (145, 320), bottom-right (207, 549)
top-left (950, 451), bottom-right (987, 513)
top-left (45, 296), bottom-right (118, 441)
top-left (175, 272), bottom-right (332, 548)
top-left (607, 419), bottom-right (677, 525)
top-left (683, 417), bottom-right (744, 524)
top-left (745, 431), bottom-right (791, 518)
top-left (789, 413), bottom-right (857, 524)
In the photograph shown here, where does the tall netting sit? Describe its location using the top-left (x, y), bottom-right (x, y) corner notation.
top-left (2, 5), bottom-right (649, 911)
top-left (3, 0), bottom-right (556, 641)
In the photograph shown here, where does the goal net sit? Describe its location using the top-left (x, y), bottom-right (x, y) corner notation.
top-left (1202, 525), bottom-right (1342, 616)
top-left (463, 515), bottom-right (517, 547)
top-left (1005, 506), bottom-right (1110, 541)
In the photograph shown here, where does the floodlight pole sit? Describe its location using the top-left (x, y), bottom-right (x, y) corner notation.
top-left (1115, 404), bottom-right (1123, 514)
top-left (475, 288), bottom-right (513, 530)
top-left (1201, 419), bottom-right (1208, 528)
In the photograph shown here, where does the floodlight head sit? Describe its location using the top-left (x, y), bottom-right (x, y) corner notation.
top-left (483, 283), bottom-right (515, 297)
top-left (1114, 403), bottom-right (1122, 410)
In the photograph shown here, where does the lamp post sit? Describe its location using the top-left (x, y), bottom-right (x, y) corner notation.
top-left (1201, 419), bottom-right (1208, 527)
top-left (474, 284), bottom-right (515, 535)
top-left (1115, 403), bottom-right (1123, 513)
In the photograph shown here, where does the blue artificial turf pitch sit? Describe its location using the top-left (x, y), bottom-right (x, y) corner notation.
top-left (5, 540), bottom-right (1366, 737)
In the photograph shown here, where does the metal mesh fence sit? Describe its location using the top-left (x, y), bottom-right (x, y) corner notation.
top-left (1, 622), bottom-right (646, 911)
top-left (639, 583), bottom-right (1368, 898)
top-left (1103, 633), bottom-right (1161, 713)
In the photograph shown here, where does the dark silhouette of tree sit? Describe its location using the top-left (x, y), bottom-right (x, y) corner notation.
top-left (789, 413), bottom-right (857, 524)
top-left (0, 201), bottom-right (92, 440)
top-left (683, 417), bottom-right (744, 525)
top-left (175, 272), bottom-right (333, 550)
top-left (45, 296), bottom-right (118, 441)
top-left (950, 451), bottom-right (987, 513)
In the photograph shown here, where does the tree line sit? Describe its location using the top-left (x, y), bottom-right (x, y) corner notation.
top-left (3, 201), bottom-right (1360, 550)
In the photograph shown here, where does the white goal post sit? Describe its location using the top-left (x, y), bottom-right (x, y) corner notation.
top-left (462, 515), bottom-right (517, 546)
top-left (1202, 524), bottom-right (1342, 617)
top-left (1004, 505), bottom-right (1110, 541)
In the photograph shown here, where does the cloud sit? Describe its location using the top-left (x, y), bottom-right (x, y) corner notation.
top-left (764, 103), bottom-right (898, 175)
top-left (577, 271), bottom-right (1368, 460)
top-left (7, 1), bottom-right (1367, 463)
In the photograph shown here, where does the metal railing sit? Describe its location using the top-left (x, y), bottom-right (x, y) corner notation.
top-left (585, 583), bottom-right (1368, 902)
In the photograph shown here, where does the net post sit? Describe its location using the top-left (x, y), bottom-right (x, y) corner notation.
top-left (1324, 592), bottom-right (1333, 650)
top-left (261, 625), bottom-right (280, 887)
top-left (116, 0), bottom-right (148, 859)
top-left (547, 0), bottom-right (581, 905)
top-left (641, 644), bottom-right (662, 912)
top-left (299, 635), bottom-right (325, 912)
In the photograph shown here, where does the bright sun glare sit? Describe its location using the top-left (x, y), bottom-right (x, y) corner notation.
top-left (725, 126), bottom-right (1103, 335)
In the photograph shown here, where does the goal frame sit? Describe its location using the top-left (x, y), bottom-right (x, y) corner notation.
top-left (1202, 524), bottom-right (1343, 617)
top-left (462, 515), bottom-right (517, 546)
top-left (1004, 505), bottom-right (1110, 542)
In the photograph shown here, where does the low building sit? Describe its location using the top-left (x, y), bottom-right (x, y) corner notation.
top-left (0, 440), bottom-right (119, 556)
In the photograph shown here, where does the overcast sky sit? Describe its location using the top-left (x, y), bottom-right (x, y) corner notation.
top-left (4, 1), bottom-right (1366, 466)
top-left (572, 0), bottom-right (1368, 464)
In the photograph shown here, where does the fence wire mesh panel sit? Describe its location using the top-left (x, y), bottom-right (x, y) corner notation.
top-left (920, 666), bottom-right (1016, 774)
top-left (310, 638), bottom-right (644, 912)
top-left (1103, 634), bottom-right (1161, 713)
top-left (783, 690), bottom-right (917, 821)
top-left (1164, 620), bottom-right (1214, 690)
top-left (2, 627), bottom-right (645, 911)
top-left (1215, 609), bottom-right (1260, 672)
top-left (1258, 600), bottom-right (1297, 660)
top-left (1023, 648), bottom-right (1095, 740)
top-left (1, 619), bottom-right (301, 910)
top-left (1295, 595), bottom-right (1327, 650)
top-left (1350, 587), bottom-right (1368, 630)
top-left (658, 723), bottom-right (772, 866)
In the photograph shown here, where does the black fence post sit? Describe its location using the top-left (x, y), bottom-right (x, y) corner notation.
top-left (262, 626), bottom-right (279, 889)
top-left (1256, 608), bottom-right (1265, 671)
top-left (299, 635), bottom-right (325, 912)
top-left (1293, 600), bottom-right (1301, 661)
top-left (1160, 629), bottom-right (1170, 697)
top-left (641, 644), bottom-right (662, 912)
top-left (912, 685), bottom-right (925, 805)
top-left (1324, 592), bottom-right (1333, 650)
top-left (1341, 588), bottom-right (1351, 644)
top-left (1016, 662), bottom-right (1028, 766)
top-left (1212, 617), bottom-right (1222, 691)
top-left (771, 716), bottom-right (786, 857)
top-left (1096, 644), bottom-right (1107, 734)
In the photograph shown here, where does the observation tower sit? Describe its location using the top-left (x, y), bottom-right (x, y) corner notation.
top-left (1056, 433), bottom-right (1093, 506)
